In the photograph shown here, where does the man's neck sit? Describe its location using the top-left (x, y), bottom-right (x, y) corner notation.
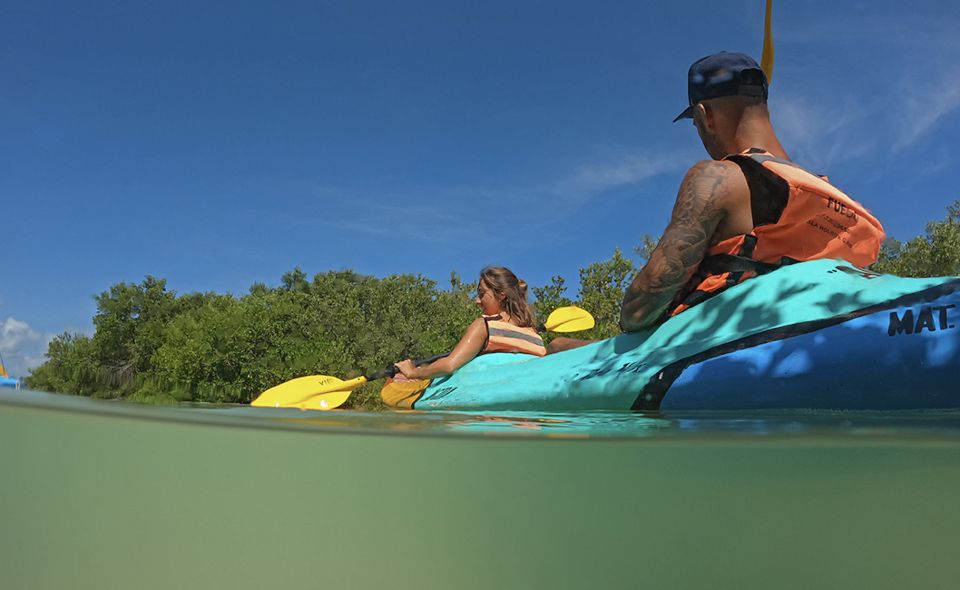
top-left (729, 117), bottom-right (789, 160)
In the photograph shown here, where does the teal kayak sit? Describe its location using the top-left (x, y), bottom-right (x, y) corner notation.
top-left (409, 259), bottom-right (960, 411)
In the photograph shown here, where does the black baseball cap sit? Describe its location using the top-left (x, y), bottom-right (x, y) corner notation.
top-left (673, 51), bottom-right (768, 122)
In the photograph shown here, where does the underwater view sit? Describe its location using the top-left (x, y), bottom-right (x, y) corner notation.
top-left (3, 387), bottom-right (960, 589)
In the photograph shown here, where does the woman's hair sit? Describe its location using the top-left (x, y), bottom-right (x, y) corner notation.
top-left (480, 266), bottom-right (536, 327)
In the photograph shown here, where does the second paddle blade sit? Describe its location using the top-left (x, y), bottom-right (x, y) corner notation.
top-left (544, 306), bottom-right (595, 332)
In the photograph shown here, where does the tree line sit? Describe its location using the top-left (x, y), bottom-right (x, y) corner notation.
top-left (24, 253), bottom-right (651, 409)
top-left (25, 201), bottom-right (960, 409)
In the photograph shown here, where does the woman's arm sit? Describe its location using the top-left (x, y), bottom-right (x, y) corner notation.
top-left (394, 317), bottom-right (488, 379)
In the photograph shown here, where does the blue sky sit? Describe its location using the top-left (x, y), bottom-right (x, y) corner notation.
top-left (2, 0), bottom-right (959, 376)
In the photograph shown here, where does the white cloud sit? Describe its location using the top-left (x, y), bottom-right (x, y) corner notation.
top-left (894, 69), bottom-right (960, 151)
top-left (556, 152), bottom-right (684, 196)
top-left (0, 318), bottom-right (39, 353)
top-left (771, 11), bottom-right (960, 159)
top-left (291, 148), bottom-right (686, 247)
top-left (919, 151), bottom-right (953, 176)
top-left (771, 66), bottom-right (960, 166)
top-left (776, 13), bottom-right (960, 52)
top-left (0, 317), bottom-right (50, 378)
top-left (770, 93), bottom-right (876, 172)
top-left (298, 188), bottom-right (508, 245)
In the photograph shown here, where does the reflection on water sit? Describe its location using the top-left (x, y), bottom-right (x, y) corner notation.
top-left (6, 387), bottom-right (960, 442)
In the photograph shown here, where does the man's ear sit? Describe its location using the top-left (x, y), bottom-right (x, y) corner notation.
top-left (695, 103), bottom-right (714, 132)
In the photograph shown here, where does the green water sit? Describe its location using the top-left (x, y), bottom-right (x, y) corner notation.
top-left (2, 388), bottom-right (960, 589)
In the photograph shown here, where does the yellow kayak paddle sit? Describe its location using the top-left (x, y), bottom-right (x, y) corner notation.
top-left (250, 305), bottom-right (595, 410)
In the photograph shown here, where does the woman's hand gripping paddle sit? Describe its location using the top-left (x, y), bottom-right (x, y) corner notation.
top-left (250, 305), bottom-right (595, 410)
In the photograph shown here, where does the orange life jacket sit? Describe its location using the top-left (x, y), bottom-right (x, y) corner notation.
top-left (670, 148), bottom-right (886, 315)
top-left (483, 315), bottom-right (547, 357)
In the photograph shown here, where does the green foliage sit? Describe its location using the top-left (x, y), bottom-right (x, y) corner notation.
top-left (577, 248), bottom-right (638, 339)
top-left (872, 201), bottom-right (960, 278)
top-left (532, 275), bottom-right (573, 344)
top-left (90, 276), bottom-right (184, 393)
top-left (28, 269), bottom-right (475, 410)
top-left (26, 333), bottom-right (100, 396)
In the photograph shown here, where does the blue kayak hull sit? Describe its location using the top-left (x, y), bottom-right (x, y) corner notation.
top-left (661, 287), bottom-right (959, 410)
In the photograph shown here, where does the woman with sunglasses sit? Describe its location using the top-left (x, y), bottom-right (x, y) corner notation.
top-left (392, 266), bottom-right (546, 380)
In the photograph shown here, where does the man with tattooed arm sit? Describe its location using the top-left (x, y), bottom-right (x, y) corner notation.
top-left (549, 52), bottom-right (884, 352)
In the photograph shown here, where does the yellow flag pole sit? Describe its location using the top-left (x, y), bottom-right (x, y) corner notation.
top-left (761, 0), bottom-right (775, 84)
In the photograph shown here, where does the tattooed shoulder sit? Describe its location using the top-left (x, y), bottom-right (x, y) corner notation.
top-left (618, 160), bottom-right (741, 330)
top-left (676, 160), bottom-right (739, 217)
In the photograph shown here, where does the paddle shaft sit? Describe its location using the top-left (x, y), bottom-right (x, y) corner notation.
top-left (369, 352), bottom-right (449, 381)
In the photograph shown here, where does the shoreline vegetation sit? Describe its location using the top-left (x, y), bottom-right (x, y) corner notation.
top-left (25, 201), bottom-right (960, 410)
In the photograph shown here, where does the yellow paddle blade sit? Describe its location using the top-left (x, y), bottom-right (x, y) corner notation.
top-left (290, 389), bottom-right (354, 411)
top-left (543, 305), bottom-right (595, 333)
top-left (251, 375), bottom-right (367, 407)
top-left (761, 0), bottom-right (775, 84)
